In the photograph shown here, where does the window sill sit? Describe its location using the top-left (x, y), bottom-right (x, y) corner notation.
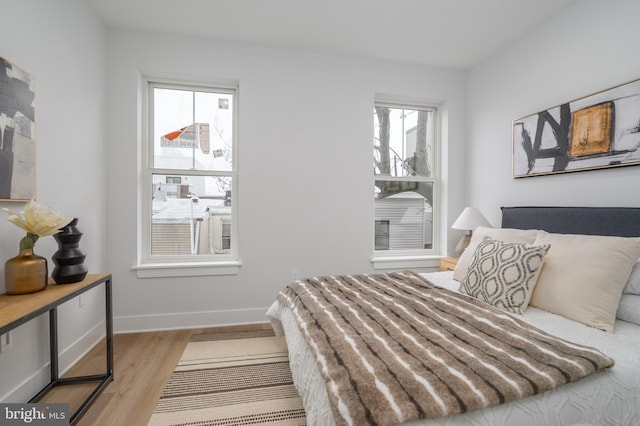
top-left (133, 260), bottom-right (241, 278)
top-left (371, 255), bottom-right (441, 270)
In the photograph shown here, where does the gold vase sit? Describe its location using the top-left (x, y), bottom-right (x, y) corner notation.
top-left (4, 248), bottom-right (48, 295)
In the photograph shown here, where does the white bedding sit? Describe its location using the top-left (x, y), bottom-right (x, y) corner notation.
top-left (266, 271), bottom-right (640, 426)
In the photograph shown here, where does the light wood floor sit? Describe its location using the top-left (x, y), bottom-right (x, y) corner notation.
top-left (41, 323), bottom-right (273, 426)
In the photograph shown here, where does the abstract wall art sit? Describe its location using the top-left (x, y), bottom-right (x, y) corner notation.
top-left (513, 78), bottom-right (640, 178)
top-left (0, 56), bottom-right (35, 200)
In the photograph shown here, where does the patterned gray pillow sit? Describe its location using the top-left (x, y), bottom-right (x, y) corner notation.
top-left (460, 236), bottom-right (550, 314)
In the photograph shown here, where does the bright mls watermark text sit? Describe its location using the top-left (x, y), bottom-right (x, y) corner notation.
top-left (1, 404), bottom-right (68, 425)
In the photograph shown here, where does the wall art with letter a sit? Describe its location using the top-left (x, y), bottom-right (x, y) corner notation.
top-left (513, 78), bottom-right (640, 178)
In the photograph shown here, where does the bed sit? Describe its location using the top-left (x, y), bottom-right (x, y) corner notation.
top-left (267, 206), bottom-right (640, 425)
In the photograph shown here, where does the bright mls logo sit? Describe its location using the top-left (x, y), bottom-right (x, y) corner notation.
top-left (1, 404), bottom-right (68, 425)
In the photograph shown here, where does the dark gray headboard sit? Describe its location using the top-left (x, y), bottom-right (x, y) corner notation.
top-left (501, 206), bottom-right (640, 237)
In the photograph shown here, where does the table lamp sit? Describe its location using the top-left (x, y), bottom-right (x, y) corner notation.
top-left (451, 207), bottom-right (491, 256)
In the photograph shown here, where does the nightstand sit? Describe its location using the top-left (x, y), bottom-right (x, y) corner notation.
top-left (439, 257), bottom-right (458, 272)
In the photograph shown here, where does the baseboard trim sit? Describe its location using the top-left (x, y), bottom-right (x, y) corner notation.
top-left (113, 307), bottom-right (271, 334)
top-left (1, 321), bottom-right (105, 402)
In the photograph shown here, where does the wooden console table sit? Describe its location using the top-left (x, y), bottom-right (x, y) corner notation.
top-left (0, 273), bottom-right (113, 425)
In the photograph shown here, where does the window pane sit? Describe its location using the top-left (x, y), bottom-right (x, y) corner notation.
top-left (374, 183), bottom-right (433, 250)
top-left (374, 107), bottom-right (433, 178)
top-left (152, 174), bottom-right (231, 256)
top-left (153, 87), bottom-right (233, 171)
top-left (374, 220), bottom-right (389, 250)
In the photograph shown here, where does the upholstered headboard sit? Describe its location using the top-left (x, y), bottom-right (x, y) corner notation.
top-left (501, 206), bottom-right (640, 237)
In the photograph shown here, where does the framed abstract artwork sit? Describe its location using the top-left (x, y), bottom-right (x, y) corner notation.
top-left (513, 78), bottom-right (640, 178)
top-left (0, 56), bottom-right (36, 200)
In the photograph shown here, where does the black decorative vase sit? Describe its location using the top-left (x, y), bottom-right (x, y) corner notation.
top-left (52, 218), bottom-right (88, 284)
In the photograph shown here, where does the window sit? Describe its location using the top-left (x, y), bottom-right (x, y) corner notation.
top-left (373, 102), bottom-right (438, 260)
top-left (374, 220), bottom-right (390, 250)
top-left (138, 79), bottom-right (238, 276)
top-left (220, 219), bottom-right (231, 250)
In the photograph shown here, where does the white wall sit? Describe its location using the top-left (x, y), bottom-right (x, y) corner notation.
top-left (467, 0), bottom-right (640, 226)
top-left (106, 30), bottom-right (467, 332)
top-left (0, 0), bottom-right (107, 401)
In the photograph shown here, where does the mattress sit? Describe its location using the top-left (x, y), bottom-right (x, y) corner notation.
top-left (266, 271), bottom-right (640, 426)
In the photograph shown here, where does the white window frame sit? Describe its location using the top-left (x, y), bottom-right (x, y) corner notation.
top-left (134, 76), bottom-right (241, 278)
top-left (371, 99), bottom-right (441, 270)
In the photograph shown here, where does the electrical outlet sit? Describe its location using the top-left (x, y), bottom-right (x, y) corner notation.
top-left (0, 332), bottom-right (12, 353)
top-left (291, 269), bottom-right (299, 282)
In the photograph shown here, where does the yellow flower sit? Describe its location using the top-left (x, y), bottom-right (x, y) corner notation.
top-left (4, 200), bottom-right (71, 249)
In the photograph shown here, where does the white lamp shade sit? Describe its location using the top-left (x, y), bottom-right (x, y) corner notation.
top-left (452, 207), bottom-right (491, 231)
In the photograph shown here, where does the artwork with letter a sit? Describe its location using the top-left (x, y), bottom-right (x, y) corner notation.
top-left (0, 56), bottom-right (35, 200)
top-left (512, 78), bottom-right (640, 177)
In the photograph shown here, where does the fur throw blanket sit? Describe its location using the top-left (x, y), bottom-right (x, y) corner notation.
top-left (276, 271), bottom-right (614, 426)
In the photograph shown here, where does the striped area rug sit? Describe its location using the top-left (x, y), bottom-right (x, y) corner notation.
top-left (148, 335), bottom-right (307, 426)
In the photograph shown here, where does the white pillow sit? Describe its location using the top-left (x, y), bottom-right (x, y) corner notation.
top-left (530, 231), bottom-right (640, 332)
top-left (453, 226), bottom-right (539, 282)
top-left (616, 294), bottom-right (640, 325)
top-left (459, 237), bottom-right (550, 314)
top-left (623, 259), bottom-right (640, 295)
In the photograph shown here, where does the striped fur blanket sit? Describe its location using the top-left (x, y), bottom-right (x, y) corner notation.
top-left (276, 270), bottom-right (614, 426)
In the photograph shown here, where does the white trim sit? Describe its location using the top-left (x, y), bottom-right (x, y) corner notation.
top-left (374, 176), bottom-right (435, 183)
top-left (371, 255), bottom-right (440, 270)
top-left (114, 307), bottom-right (269, 333)
top-left (133, 260), bottom-right (241, 278)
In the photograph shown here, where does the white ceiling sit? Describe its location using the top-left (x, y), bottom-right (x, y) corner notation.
top-left (86, 0), bottom-right (577, 69)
